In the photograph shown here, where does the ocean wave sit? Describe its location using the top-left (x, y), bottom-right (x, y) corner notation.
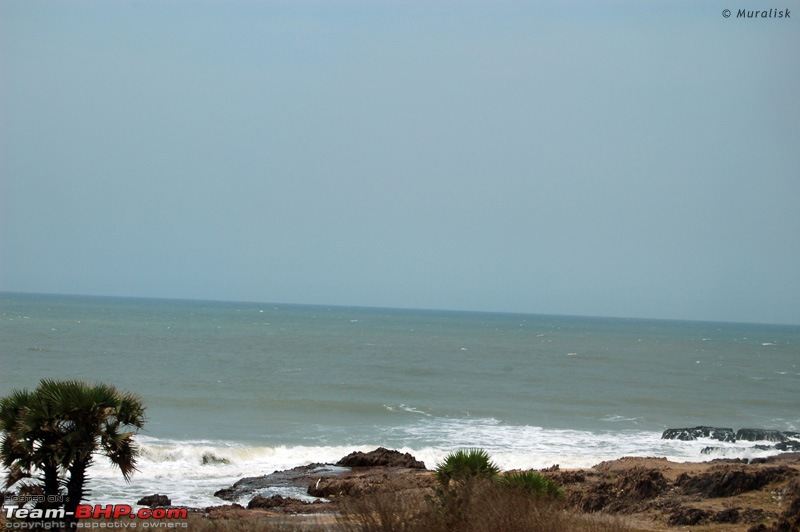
top-left (8, 418), bottom-right (795, 510)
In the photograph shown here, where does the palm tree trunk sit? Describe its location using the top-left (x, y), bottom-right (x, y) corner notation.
top-left (64, 459), bottom-right (89, 529)
top-left (41, 461), bottom-right (61, 502)
top-left (34, 461), bottom-right (65, 530)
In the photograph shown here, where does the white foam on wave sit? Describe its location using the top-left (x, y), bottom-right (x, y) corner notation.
top-left (29, 420), bottom-right (796, 510)
top-left (83, 436), bottom-right (378, 508)
top-left (384, 417), bottom-right (794, 470)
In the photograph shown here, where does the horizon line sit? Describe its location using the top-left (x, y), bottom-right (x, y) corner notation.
top-left (2, 289), bottom-right (798, 328)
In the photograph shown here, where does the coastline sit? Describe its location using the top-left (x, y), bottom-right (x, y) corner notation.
top-left (155, 451), bottom-right (800, 531)
top-left (2, 450), bottom-right (799, 530)
top-left (201, 451), bottom-right (800, 531)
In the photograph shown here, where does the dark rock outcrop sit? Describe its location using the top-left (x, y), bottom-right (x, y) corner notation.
top-left (662, 426), bottom-right (735, 442)
top-left (771, 476), bottom-right (800, 530)
top-left (548, 470), bottom-right (587, 485)
top-left (667, 506), bottom-right (711, 526)
top-left (570, 481), bottom-right (614, 513)
top-left (712, 507), bottom-right (742, 524)
top-left (247, 494), bottom-right (290, 510)
top-left (569, 466), bottom-right (667, 514)
top-left (701, 446), bottom-right (723, 454)
top-left (613, 467), bottom-right (667, 501)
top-left (704, 441), bottom-right (800, 456)
top-left (664, 427), bottom-right (800, 459)
top-left (737, 429), bottom-right (791, 442)
top-left (676, 466), bottom-right (792, 498)
top-left (307, 468), bottom-right (435, 498)
top-left (336, 447), bottom-right (426, 469)
top-left (775, 441), bottom-right (800, 452)
top-left (214, 464), bottom-right (343, 502)
top-left (214, 449), bottom-right (427, 503)
top-left (137, 494), bottom-right (171, 507)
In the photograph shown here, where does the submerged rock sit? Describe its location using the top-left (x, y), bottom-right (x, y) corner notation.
top-left (137, 494), bottom-right (171, 507)
top-left (775, 441), bottom-right (800, 452)
top-left (737, 429), bottom-right (790, 442)
top-left (213, 463), bottom-right (344, 502)
top-left (662, 426), bottom-right (735, 442)
top-left (202, 452), bottom-right (231, 465)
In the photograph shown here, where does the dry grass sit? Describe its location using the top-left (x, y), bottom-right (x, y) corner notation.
top-left (336, 479), bottom-right (634, 532)
top-left (0, 477), bottom-right (637, 532)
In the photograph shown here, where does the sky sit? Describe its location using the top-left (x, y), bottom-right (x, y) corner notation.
top-left (1, 0), bottom-right (799, 325)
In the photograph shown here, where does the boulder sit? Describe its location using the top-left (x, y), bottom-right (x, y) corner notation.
top-left (661, 426), bottom-right (735, 442)
top-left (137, 494), bottom-right (171, 507)
top-left (247, 495), bottom-right (289, 510)
top-left (336, 447), bottom-right (426, 469)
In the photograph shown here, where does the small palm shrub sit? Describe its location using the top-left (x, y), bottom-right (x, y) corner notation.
top-left (434, 448), bottom-right (500, 488)
top-left (497, 471), bottom-right (564, 499)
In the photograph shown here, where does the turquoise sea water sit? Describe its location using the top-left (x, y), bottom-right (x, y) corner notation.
top-left (1, 292), bottom-right (798, 506)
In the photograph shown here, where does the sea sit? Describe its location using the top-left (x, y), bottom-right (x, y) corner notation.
top-left (0, 292), bottom-right (798, 508)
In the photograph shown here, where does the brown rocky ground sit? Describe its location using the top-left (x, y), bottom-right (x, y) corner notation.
top-left (549, 453), bottom-right (800, 531)
top-left (198, 451), bottom-right (800, 531)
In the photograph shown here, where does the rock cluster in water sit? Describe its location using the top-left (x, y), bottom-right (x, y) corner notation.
top-left (661, 426), bottom-right (800, 454)
top-left (136, 494), bottom-right (172, 507)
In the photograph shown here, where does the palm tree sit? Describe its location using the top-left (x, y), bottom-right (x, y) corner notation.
top-left (0, 380), bottom-right (146, 526)
top-left (0, 388), bottom-right (62, 503)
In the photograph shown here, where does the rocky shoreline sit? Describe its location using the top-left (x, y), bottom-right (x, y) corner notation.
top-left (5, 437), bottom-right (799, 530)
top-left (662, 426), bottom-right (800, 455)
top-left (183, 444), bottom-right (800, 531)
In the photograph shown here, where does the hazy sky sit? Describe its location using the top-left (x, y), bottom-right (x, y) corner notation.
top-left (1, 1), bottom-right (798, 324)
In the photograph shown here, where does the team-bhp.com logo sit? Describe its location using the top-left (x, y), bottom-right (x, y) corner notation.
top-left (4, 504), bottom-right (188, 528)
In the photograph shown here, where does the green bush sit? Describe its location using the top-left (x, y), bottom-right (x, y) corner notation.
top-left (434, 448), bottom-right (500, 487)
top-left (497, 471), bottom-right (564, 499)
